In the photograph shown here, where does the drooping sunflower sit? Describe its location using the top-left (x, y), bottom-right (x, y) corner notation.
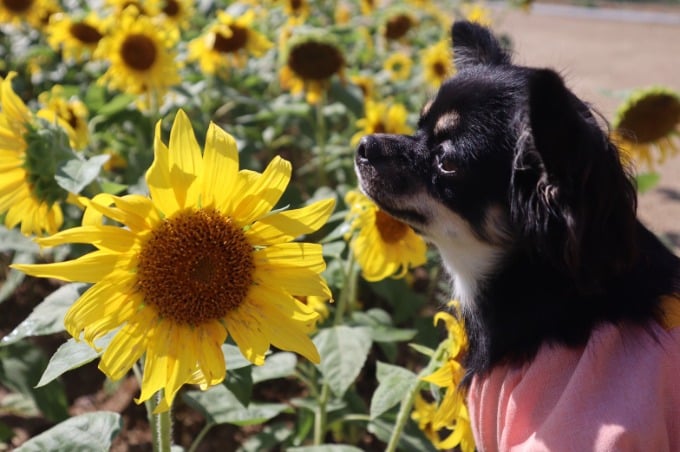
top-left (422, 40), bottom-right (454, 88)
top-left (13, 110), bottom-right (336, 411)
top-left (188, 10), bottom-right (272, 77)
top-left (383, 52), bottom-right (412, 82)
top-left (0, 0), bottom-right (51, 27)
top-left (0, 72), bottom-right (73, 236)
top-left (612, 86), bottom-right (680, 171)
top-left (412, 308), bottom-right (475, 452)
top-left (351, 99), bottom-right (413, 145)
top-left (344, 190), bottom-right (427, 282)
top-left (279, 31), bottom-right (345, 104)
top-left (46, 12), bottom-right (105, 63)
top-left (37, 85), bottom-right (89, 150)
top-left (94, 7), bottom-right (180, 108)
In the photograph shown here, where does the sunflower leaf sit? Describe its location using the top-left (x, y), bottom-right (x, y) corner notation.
top-left (635, 172), bottom-right (661, 194)
top-left (55, 155), bottom-right (110, 195)
top-left (1, 283), bottom-right (86, 346)
top-left (313, 326), bottom-right (373, 398)
top-left (252, 352), bottom-right (297, 384)
top-left (223, 366), bottom-right (253, 407)
top-left (369, 361), bottom-right (418, 420)
top-left (14, 411), bottom-right (122, 452)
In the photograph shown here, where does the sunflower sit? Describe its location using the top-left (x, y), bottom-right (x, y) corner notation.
top-left (383, 12), bottom-right (415, 42)
top-left (350, 74), bottom-right (375, 100)
top-left (46, 12), bottom-right (105, 63)
top-left (0, 0), bottom-right (51, 27)
top-left (37, 85), bottom-right (89, 150)
top-left (279, 31), bottom-right (345, 104)
top-left (462, 3), bottom-right (492, 26)
top-left (412, 308), bottom-right (475, 452)
top-left (351, 99), bottom-right (412, 145)
top-left (282, 0), bottom-right (310, 25)
top-left (612, 86), bottom-right (680, 171)
top-left (188, 10), bottom-right (272, 77)
top-left (0, 72), bottom-right (73, 236)
top-left (95, 7), bottom-right (180, 108)
top-left (147, 0), bottom-right (193, 30)
top-left (422, 40), bottom-right (454, 88)
top-left (344, 190), bottom-right (426, 282)
top-left (359, 0), bottom-right (377, 15)
top-left (13, 110), bottom-right (336, 412)
top-left (384, 52), bottom-right (412, 82)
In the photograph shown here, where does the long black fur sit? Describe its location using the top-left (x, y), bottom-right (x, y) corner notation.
top-left (355, 21), bottom-right (680, 384)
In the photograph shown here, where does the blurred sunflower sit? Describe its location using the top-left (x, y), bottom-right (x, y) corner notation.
top-left (463, 3), bottom-right (492, 26)
top-left (334, 2), bottom-right (351, 25)
top-left (188, 10), bottom-right (272, 77)
top-left (95, 7), bottom-right (180, 108)
top-left (105, 0), bottom-right (147, 15)
top-left (359, 0), bottom-right (378, 15)
top-left (350, 74), bottom-right (375, 100)
top-left (344, 190), bottom-right (427, 282)
top-left (422, 40), bottom-right (454, 88)
top-left (13, 110), bottom-right (336, 412)
top-left (296, 295), bottom-right (330, 323)
top-left (282, 0), bottom-right (310, 25)
top-left (0, 0), bottom-right (51, 27)
top-left (413, 308), bottom-right (475, 452)
top-left (383, 12), bottom-right (415, 42)
top-left (351, 100), bottom-right (412, 145)
top-left (46, 12), bottom-right (105, 63)
top-left (0, 72), bottom-right (74, 236)
top-left (37, 85), bottom-right (89, 150)
top-left (384, 52), bottom-right (412, 82)
top-left (148, 0), bottom-right (193, 30)
top-left (279, 32), bottom-right (345, 104)
top-left (612, 86), bottom-right (680, 171)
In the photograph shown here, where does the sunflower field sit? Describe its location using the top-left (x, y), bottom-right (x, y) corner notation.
top-left (0, 0), bottom-right (678, 451)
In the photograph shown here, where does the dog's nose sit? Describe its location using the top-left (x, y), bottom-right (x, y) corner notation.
top-left (356, 135), bottom-right (383, 162)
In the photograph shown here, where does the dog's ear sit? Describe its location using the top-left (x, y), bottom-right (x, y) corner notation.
top-left (451, 21), bottom-right (510, 70)
top-left (511, 69), bottom-right (638, 291)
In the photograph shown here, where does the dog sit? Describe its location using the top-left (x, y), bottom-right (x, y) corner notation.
top-left (355, 21), bottom-right (680, 451)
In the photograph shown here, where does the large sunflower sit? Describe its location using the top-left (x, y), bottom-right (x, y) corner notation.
top-left (344, 190), bottom-right (426, 282)
top-left (13, 110), bottom-right (336, 411)
top-left (0, 72), bottom-right (71, 236)
top-left (46, 12), bottom-right (105, 63)
top-left (188, 10), bottom-right (272, 77)
top-left (351, 99), bottom-right (412, 145)
top-left (422, 40), bottom-right (453, 88)
top-left (612, 86), bottom-right (680, 171)
top-left (94, 7), bottom-right (180, 107)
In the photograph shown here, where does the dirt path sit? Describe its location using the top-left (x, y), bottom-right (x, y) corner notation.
top-left (490, 2), bottom-right (680, 251)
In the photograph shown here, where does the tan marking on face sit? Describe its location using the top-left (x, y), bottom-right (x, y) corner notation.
top-left (434, 110), bottom-right (460, 135)
top-left (420, 99), bottom-right (434, 118)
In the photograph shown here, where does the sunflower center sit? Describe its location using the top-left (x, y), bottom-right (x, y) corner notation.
top-left (213, 25), bottom-right (248, 53)
top-left (373, 121), bottom-right (386, 134)
top-left (433, 61), bottom-right (448, 78)
top-left (4, 0), bottom-right (33, 13)
top-left (374, 210), bottom-right (409, 243)
top-left (385, 15), bottom-right (413, 40)
top-left (289, 0), bottom-right (303, 13)
top-left (136, 208), bottom-right (254, 326)
top-left (69, 22), bottom-right (103, 45)
top-left (162, 0), bottom-right (179, 17)
top-left (618, 93), bottom-right (680, 144)
top-left (121, 34), bottom-right (157, 71)
top-left (288, 42), bottom-right (343, 80)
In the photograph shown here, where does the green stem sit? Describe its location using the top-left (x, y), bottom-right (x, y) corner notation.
top-left (384, 340), bottom-right (450, 452)
top-left (333, 251), bottom-right (356, 326)
top-left (314, 382), bottom-right (331, 445)
top-left (187, 422), bottom-right (213, 452)
top-left (150, 391), bottom-right (172, 452)
top-left (314, 95), bottom-right (329, 187)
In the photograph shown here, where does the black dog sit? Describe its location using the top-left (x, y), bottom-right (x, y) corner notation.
top-left (355, 21), bottom-right (680, 450)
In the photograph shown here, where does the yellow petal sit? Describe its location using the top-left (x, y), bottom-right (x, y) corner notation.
top-left (158, 323), bottom-right (199, 411)
top-left (200, 122), bottom-right (239, 211)
top-left (168, 109), bottom-right (202, 208)
top-left (99, 308), bottom-right (155, 381)
top-left (146, 120), bottom-right (180, 217)
top-left (36, 225), bottom-right (138, 252)
top-left (246, 198), bottom-right (336, 245)
top-left (231, 156), bottom-right (291, 225)
top-left (253, 242), bottom-right (326, 273)
top-left (193, 321), bottom-right (227, 389)
top-left (12, 251), bottom-right (131, 283)
top-left (225, 308), bottom-right (269, 366)
top-left (1, 73), bottom-right (31, 122)
top-left (254, 266), bottom-right (331, 298)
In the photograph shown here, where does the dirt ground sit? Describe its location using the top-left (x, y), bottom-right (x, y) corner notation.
top-left (490, 2), bottom-right (680, 252)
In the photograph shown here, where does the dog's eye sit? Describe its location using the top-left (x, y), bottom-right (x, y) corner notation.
top-left (437, 155), bottom-right (458, 175)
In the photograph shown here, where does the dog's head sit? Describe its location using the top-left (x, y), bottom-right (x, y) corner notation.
top-left (355, 21), bottom-right (638, 306)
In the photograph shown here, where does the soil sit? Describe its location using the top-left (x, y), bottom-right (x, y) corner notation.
top-left (2, 3), bottom-right (680, 451)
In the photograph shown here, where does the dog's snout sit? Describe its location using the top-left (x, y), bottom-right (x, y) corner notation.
top-left (356, 135), bottom-right (384, 162)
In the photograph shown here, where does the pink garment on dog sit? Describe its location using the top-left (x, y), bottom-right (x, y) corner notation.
top-left (468, 321), bottom-right (680, 452)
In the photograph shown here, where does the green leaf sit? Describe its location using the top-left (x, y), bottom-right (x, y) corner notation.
top-left (368, 418), bottom-right (437, 452)
top-left (36, 332), bottom-right (114, 388)
top-left (352, 309), bottom-right (418, 344)
top-left (237, 422), bottom-right (293, 452)
top-left (369, 362), bottom-right (418, 420)
top-left (55, 155), bottom-right (110, 195)
top-left (252, 352), bottom-right (297, 384)
top-left (288, 446), bottom-right (364, 452)
top-left (183, 385), bottom-right (289, 427)
top-left (636, 172), bottom-right (661, 194)
top-left (222, 343), bottom-right (252, 370)
top-left (97, 93), bottom-right (136, 116)
top-left (1, 283), bottom-right (86, 346)
top-left (313, 326), bottom-right (372, 398)
top-left (0, 251), bottom-right (34, 304)
top-left (15, 411), bottom-right (122, 452)
top-left (0, 420), bottom-right (14, 442)
top-left (224, 366), bottom-right (253, 407)
top-left (0, 226), bottom-right (40, 253)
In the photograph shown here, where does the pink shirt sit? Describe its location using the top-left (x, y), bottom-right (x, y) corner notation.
top-left (468, 321), bottom-right (680, 451)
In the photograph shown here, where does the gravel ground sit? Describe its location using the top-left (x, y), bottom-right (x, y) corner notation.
top-left (490, 2), bottom-right (680, 252)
